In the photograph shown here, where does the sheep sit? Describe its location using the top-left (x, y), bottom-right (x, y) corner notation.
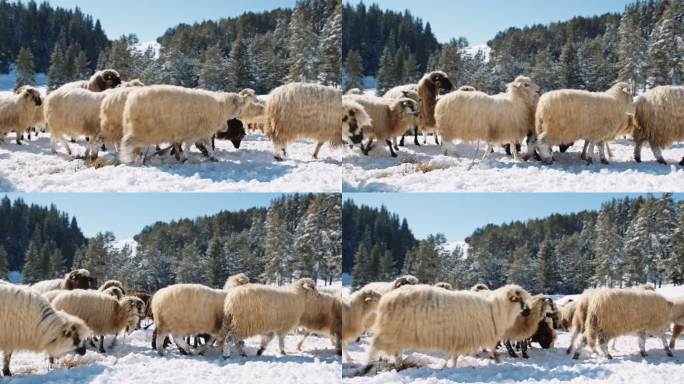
top-left (0, 284), bottom-right (91, 376)
top-left (359, 284), bottom-right (531, 374)
top-left (501, 295), bottom-right (556, 358)
top-left (98, 280), bottom-right (125, 294)
top-left (470, 283), bottom-right (490, 292)
top-left (0, 86), bottom-right (42, 145)
top-left (384, 71), bottom-right (454, 146)
top-left (102, 286), bottom-right (124, 300)
top-left (435, 76), bottom-right (540, 161)
top-left (343, 94), bottom-right (419, 157)
top-left (458, 85), bottom-right (477, 92)
top-left (30, 269), bottom-right (94, 294)
top-left (434, 282), bottom-right (453, 290)
top-left (341, 288), bottom-right (382, 361)
top-left (359, 275), bottom-right (420, 332)
top-left (572, 288), bottom-right (673, 359)
top-left (534, 82), bottom-right (634, 165)
top-left (120, 86), bottom-right (263, 163)
top-left (98, 84), bottom-right (145, 149)
top-left (381, 89), bottom-right (421, 148)
top-left (295, 289), bottom-right (342, 355)
top-left (341, 98), bottom-right (371, 148)
top-left (669, 295), bottom-right (684, 349)
top-left (556, 299), bottom-right (576, 331)
top-left (60, 69), bottom-right (122, 92)
top-left (129, 291), bottom-right (153, 328)
top-left (265, 82), bottom-right (352, 161)
top-left (219, 278), bottom-right (319, 358)
top-left (530, 314), bottom-right (557, 350)
top-left (52, 289), bottom-right (143, 353)
top-left (152, 273), bottom-right (251, 356)
top-left (632, 86), bottom-right (684, 165)
top-left (215, 119), bottom-right (248, 150)
top-left (345, 88), bottom-right (364, 95)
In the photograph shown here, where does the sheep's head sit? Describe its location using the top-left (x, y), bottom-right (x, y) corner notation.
top-left (500, 284), bottom-right (531, 317)
top-left (103, 286), bottom-right (124, 300)
top-left (99, 280), bottom-right (125, 293)
top-left (226, 273), bottom-right (250, 289)
top-left (639, 283), bottom-right (656, 291)
top-left (400, 90), bottom-right (421, 104)
top-left (341, 99), bottom-right (369, 145)
top-left (16, 86), bottom-right (42, 106)
top-left (217, 119), bottom-right (246, 149)
top-left (470, 283), bottom-right (489, 292)
top-left (293, 278), bottom-right (319, 297)
top-left (65, 269), bottom-right (94, 290)
top-left (434, 282), bottom-right (453, 290)
top-left (345, 88), bottom-right (363, 95)
top-left (508, 76), bottom-right (540, 105)
top-left (94, 69), bottom-right (122, 90)
top-left (458, 85), bottom-right (477, 92)
top-left (610, 82), bottom-right (632, 100)
top-left (426, 71), bottom-right (454, 94)
top-left (46, 311), bottom-right (91, 358)
top-left (237, 88), bottom-right (265, 124)
top-left (393, 275), bottom-right (419, 289)
top-left (122, 79), bottom-right (145, 87)
top-left (356, 289), bottom-right (381, 312)
top-left (536, 295), bottom-right (557, 323)
top-left (394, 98), bottom-right (420, 120)
top-left (121, 296), bottom-right (145, 330)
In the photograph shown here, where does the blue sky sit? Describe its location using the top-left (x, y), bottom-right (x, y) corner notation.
top-left (346, 193), bottom-right (683, 241)
top-left (43, 0), bottom-right (295, 41)
top-left (3, 193), bottom-right (282, 239)
top-left (346, 0), bottom-right (634, 45)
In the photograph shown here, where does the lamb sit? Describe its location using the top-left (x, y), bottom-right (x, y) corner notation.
top-left (60, 69), bottom-right (122, 92)
top-left (341, 288), bottom-right (382, 361)
top-left (99, 83), bottom-right (145, 149)
top-left (384, 71), bottom-right (454, 146)
top-left (152, 273), bottom-right (251, 356)
top-left (501, 295), bottom-right (556, 358)
top-left (0, 86), bottom-right (42, 145)
top-left (265, 82), bottom-right (360, 161)
top-left (382, 89), bottom-right (421, 148)
top-left (359, 284), bottom-right (531, 374)
top-left (572, 288), bottom-right (673, 359)
top-left (31, 269), bottom-right (94, 294)
top-left (99, 280), bottom-right (125, 294)
top-left (434, 282), bottom-right (453, 290)
top-left (129, 291), bottom-right (153, 328)
top-left (435, 76), bottom-right (540, 161)
top-left (632, 86), bottom-right (684, 165)
top-left (0, 284), bottom-right (91, 376)
top-left (219, 278), bottom-right (319, 358)
top-left (343, 94), bottom-right (419, 157)
top-left (121, 86), bottom-right (263, 163)
top-left (295, 289), bottom-right (342, 355)
top-left (52, 289), bottom-right (144, 353)
top-left (530, 314), bottom-right (557, 349)
top-left (534, 82), bottom-right (634, 165)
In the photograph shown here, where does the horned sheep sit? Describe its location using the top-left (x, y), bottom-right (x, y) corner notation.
top-left (120, 86), bottom-right (263, 163)
top-left (435, 76), bottom-right (540, 161)
top-left (0, 86), bottom-right (42, 145)
top-left (633, 85), bottom-right (684, 165)
top-left (0, 284), bottom-right (91, 376)
top-left (534, 82), bottom-right (634, 165)
top-left (219, 278), bottom-right (319, 357)
top-left (434, 282), bottom-right (453, 290)
top-left (341, 288), bottom-right (382, 361)
top-left (501, 294), bottom-right (556, 358)
top-left (359, 284), bottom-right (531, 374)
top-left (59, 69), bottom-right (122, 92)
top-left (30, 269), bottom-right (94, 294)
top-left (52, 289), bottom-right (144, 353)
top-left (343, 94), bottom-right (419, 157)
top-left (99, 280), bottom-right (125, 294)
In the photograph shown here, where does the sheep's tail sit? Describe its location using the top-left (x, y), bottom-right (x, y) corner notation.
top-left (467, 140), bottom-right (480, 171)
top-left (119, 134), bottom-right (136, 164)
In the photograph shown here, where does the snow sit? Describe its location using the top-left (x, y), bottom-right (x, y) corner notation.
top-left (8, 270), bottom-right (22, 283)
top-left (4, 328), bottom-right (340, 383)
top-left (110, 239), bottom-right (138, 257)
top-left (342, 284), bottom-right (684, 384)
top-left (132, 41), bottom-right (161, 59)
top-left (0, 132), bottom-right (341, 192)
top-left (342, 139), bottom-right (684, 192)
top-left (463, 44), bottom-right (491, 61)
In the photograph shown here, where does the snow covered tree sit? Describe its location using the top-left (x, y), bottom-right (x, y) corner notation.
top-left (435, 39), bottom-right (462, 87)
top-left (287, 3), bottom-right (318, 83)
top-left (318, 0), bottom-right (342, 86)
top-left (199, 44), bottom-right (229, 91)
top-left (351, 244), bottom-right (370, 289)
top-left (0, 245), bottom-right (9, 280)
top-left (21, 241), bottom-right (41, 284)
top-left (378, 249), bottom-right (395, 281)
top-left (536, 237), bottom-right (558, 293)
top-left (159, 47), bottom-right (198, 87)
top-left (205, 235), bottom-right (225, 288)
top-left (403, 53), bottom-right (421, 83)
top-left (263, 206), bottom-right (293, 285)
top-left (559, 40), bottom-right (583, 89)
top-left (73, 50), bottom-right (90, 80)
top-left (594, 208), bottom-right (622, 287)
top-left (506, 244), bottom-right (535, 291)
top-left (554, 234), bottom-right (583, 294)
top-left (648, 0), bottom-right (684, 85)
top-left (15, 47), bottom-right (35, 88)
top-left (47, 43), bottom-right (69, 90)
top-left (375, 45), bottom-right (394, 95)
top-left (623, 216), bottom-right (646, 286)
top-left (344, 50), bottom-right (364, 91)
top-left (227, 34), bottom-right (253, 90)
top-left (618, 4), bottom-right (648, 92)
top-left (176, 242), bottom-right (203, 284)
top-left (670, 201), bottom-right (684, 285)
top-left (49, 248), bottom-right (66, 278)
top-left (530, 49), bottom-right (558, 92)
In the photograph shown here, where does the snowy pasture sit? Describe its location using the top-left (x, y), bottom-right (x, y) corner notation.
top-left (0, 131), bottom-right (342, 192)
top-left (342, 285), bottom-right (684, 384)
top-left (342, 138), bottom-right (684, 192)
top-left (3, 328), bottom-right (341, 384)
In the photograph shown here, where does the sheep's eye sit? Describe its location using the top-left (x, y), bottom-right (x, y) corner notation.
top-left (524, 83), bottom-right (529, 87)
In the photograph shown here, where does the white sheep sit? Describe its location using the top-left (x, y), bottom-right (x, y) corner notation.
top-left (343, 94), bottom-right (419, 157)
top-left (99, 83), bottom-right (145, 149)
top-left (0, 284), bottom-right (91, 376)
top-left (341, 288), bottom-right (381, 361)
top-left (633, 86), bottom-right (684, 165)
top-left (295, 289), bottom-right (342, 354)
top-left (219, 278), bottom-right (319, 358)
top-left (30, 269), bottom-right (94, 294)
top-left (359, 275), bottom-right (420, 332)
top-left (501, 294), bottom-right (556, 358)
top-left (121, 86), bottom-right (263, 163)
top-left (434, 282), bottom-right (453, 290)
top-left (51, 289), bottom-right (143, 353)
top-left (0, 86), bottom-right (42, 145)
top-left (222, 273), bottom-right (250, 290)
top-left (341, 98), bottom-right (372, 147)
top-left (384, 71), bottom-right (454, 146)
top-left (359, 284), bottom-right (531, 374)
top-left (534, 82), bottom-right (634, 164)
top-left (435, 76), bottom-right (540, 161)
top-left (60, 69), bottom-right (122, 92)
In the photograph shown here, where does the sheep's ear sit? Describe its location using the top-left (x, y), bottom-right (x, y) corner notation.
top-left (63, 328), bottom-right (72, 338)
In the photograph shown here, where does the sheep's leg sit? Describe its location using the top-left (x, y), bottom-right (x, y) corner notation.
top-left (50, 137), bottom-right (58, 154)
top-left (598, 141), bottom-right (609, 164)
top-left (581, 141), bottom-right (590, 161)
top-left (413, 126), bottom-right (420, 146)
top-left (423, 131), bottom-right (428, 144)
top-left (567, 329), bottom-right (580, 355)
top-left (660, 334), bottom-right (673, 357)
top-left (196, 335), bottom-right (216, 355)
top-left (392, 137), bottom-right (399, 151)
top-left (361, 138), bottom-right (374, 155)
top-left (504, 144), bottom-right (512, 156)
top-left (3, 351), bottom-right (11, 376)
top-left (173, 334), bottom-right (195, 355)
top-left (670, 324), bottom-right (683, 349)
top-left (520, 340), bottom-right (529, 359)
top-left (606, 142), bottom-right (613, 159)
top-left (155, 332), bottom-right (167, 356)
top-left (585, 142), bottom-right (596, 164)
top-left (443, 355), bottom-right (457, 368)
top-left (99, 336), bottom-right (106, 353)
top-left (572, 334), bottom-right (587, 359)
top-left (433, 133), bottom-right (440, 145)
top-left (637, 332), bottom-right (648, 357)
top-left (441, 139), bottom-right (457, 157)
top-left (386, 140), bottom-right (397, 157)
top-left (679, 156), bottom-right (684, 166)
top-left (482, 144), bottom-right (493, 160)
top-left (257, 333), bottom-right (274, 356)
top-left (296, 331), bottom-right (310, 352)
top-left (650, 145), bottom-right (666, 165)
top-left (358, 346), bottom-right (380, 376)
top-left (399, 133), bottom-right (405, 147)
top-left (511, 142), bottom-right (521, 161)
top-left (504, 340), bottom-right (518, 358)
top-left (634, 141), bottom-right (643, 162)
top-left (312, 141), bottom-right (324, 160)
top-left (487, 347), bottom-right (500, 363)
top-left (342, 342), bottom-right (352, 362)
top-left (598, 332), bottom-right (612, 359)
top-left (277, 334), bottom-right (287, 355)
top-left (392, 353), bottom-right (403, 369)
top-left (273, 141), bottom-right (287, 162)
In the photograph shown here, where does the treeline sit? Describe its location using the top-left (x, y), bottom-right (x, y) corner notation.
top-left (0, 196), bottom-right (86, 282)
top-left (348, 194), bottom-right (684, 294)
top-left (344, 0), bottom-right (684, 95)
top-left (62, 194), bottom-right (341, 292)
top-left (0, 0), bottom-right (109, 74)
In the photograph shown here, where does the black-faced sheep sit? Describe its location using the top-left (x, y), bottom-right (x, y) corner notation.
top-left (0, 86), bottom-right (42, 145)
top-left (501, 295), bottom-right (556, 358)
top-left (633, 85), bottom-right (684, 165)
top-left (30, 269), bottom-right (94, 294)
top-left (60, 69), bottom-right (122, 92)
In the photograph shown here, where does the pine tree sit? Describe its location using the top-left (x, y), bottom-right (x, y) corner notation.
top-left (0, 245), bottom-right (9, 280)
top-left (507, 244), bottom-right (534, 290)
top-left (22, 241), bottom-right (41, 284)
top-left (199, 45), bottom-right (229, 91)
top-left (160, 47), bottom-right (198, 87)
top-left (436, 40), bottom-right (461, 86)
top-left (594, 208), bottom-right (622, 287)
top-left (403, 53), bottom-right (421, 83)
top-left (15, 47), bottom-right (36, 88)
top-left (555, 234), bottom-right (583, 293)
top-left (263, 206), bottom-right (293, 284)
top-left (536, 237), bottom-right (558, 293)
top-left (648, 0), bottom-right (684, 85)
top-left (73, 50), bottom-right (90, 80)
top-left (375, 46), bottom-right (394, 95)
top-left (49, 248), bottom-right (66, 278)
top-left (47, 43), bottom-right (69, 90)
top-left (531, 49), bottom-right (558, 92)
top-left (367, 243), bottom-right (382, 281)
top-left (227, 34), bottom-right (253, 90)
top-left (670, 201), bottom-right (684, 284)
top-left (344, 50), bottom-right (364, 91)
top-left (176, 242), bottom-right (203, 284)
top-left (318, 0), bottom-right (342, 86)
top-left (38, 243), bottom-right (51, 279)
top-left (378, 250), bottom-right (395, 281)
top-left (392, 47), bottom-right (406, 85)
top-left (618, 4), bottom-right (648, 92)
top-left (205, 235), bottom-right (225, 288)
top-left (559, 40), bottom-right (583, 89)
top-left (351, 244), bottom-right (370, 289)
top-left (287, 4), bottom-right (318, 82)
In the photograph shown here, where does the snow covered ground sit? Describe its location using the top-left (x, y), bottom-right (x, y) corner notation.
top-left (342, 285), bottom-right (684, 384)
top-left (0, 131), bottom-right (341, 192)
top-left (342, 138), bottom-right (684, 192)
top-left (4, 328), bottom-right (341, 384)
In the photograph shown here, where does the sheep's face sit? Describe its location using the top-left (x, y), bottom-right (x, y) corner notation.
top-left (393, 275), bottom-right (419, 289)
top-left (294, 278), bottom-right (319, 298)
top-left (342, 103), bottom-right (368, 145)
top-left (217, 119), bottom-right (246, 149)
top-left (429, 71), bottom-right (454, 94)
top-left (237, 89), bottom-right (264, 121)
top-left (46, 312), bottom-right (91, 358)
top-left (19, 88), bottom-right (42, 106)
top-left (104, 286), bottom-right (124, 300)
top-left (397, 98), bottom-right (420, 120)
top-left (128, 297), bottom-right (147, 322)
top-left (471, 283), bottom-right (489, 292)
top-left (65, 270), bottom-right (94, 290)
top-left (506, 287), bottom-right (531, 317)
top-left (510, 76), bottom-right (540, 104)
top-left (228, 273), bottom-right (250, 288)
top-left (360, 290), bottom-right (381, 311)
top-left (98, 69), bottom-right (122, 90)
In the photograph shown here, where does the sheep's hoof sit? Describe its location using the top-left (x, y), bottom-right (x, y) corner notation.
top-left (639, 351), bottom-right (648, 357)
top-left (600, 159), bottom-right (609, 165)
top-left (522, 353), bottom-right (529, 359)
top-left (256, 348), bottom-right (264, 356)
top-left (635, 157), bottom-right (642, 163)
top-left (240, 352), bottom-right (247, 357)
top-left (508, 351), bottom-right (518, 358)
top-left (99, 347), bottom-right (106, 353)
top-left (393, 145), bottom-right (399, 151)
top-left (657, 159), bottom-right (667, 165)
top-left (390, 153), bottom-right (397, 158)
top-left (585, 159), bottom-right (593, 165)
top-left (280, 351), bottom-right (287, 356)
top-left (606, 354), bottom-right (613, 359)
top-left (572, 353), bottom-right (580, 360)
top-left (274, 155), bottom-right (284, 162)
top-left (2, 367), bottom-right (11, 376)
top-left (679, 158), bottom-right (684, 166)
top-left (223, 355), bottom-right (230, 360)
top-left (566, 348), bottom-right (572, 355)
top-left (209, 156), bottom-right (218, 162)
top-left (667, 350), bottom-right (673, 357)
